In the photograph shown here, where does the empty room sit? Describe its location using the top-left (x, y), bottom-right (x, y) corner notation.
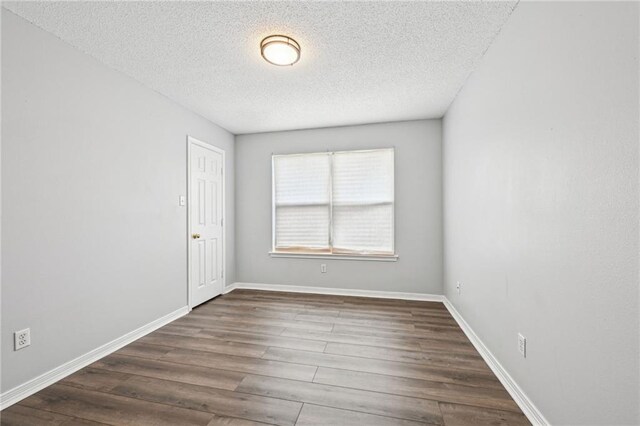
top-left (1, 1), bottom-right (638, 425)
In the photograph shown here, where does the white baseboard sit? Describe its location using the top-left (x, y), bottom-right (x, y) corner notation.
top-left (0, 306), bottom-right (189, 410)
top-left (443, 299), bottom-right (549, 426)
top-left (223, 283), bottom-right (238, 294)
top-left (225, 282), bottom-right (444, 302)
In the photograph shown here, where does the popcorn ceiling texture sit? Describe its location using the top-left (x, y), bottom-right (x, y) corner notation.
top-left (4, 1), bottom-right (517, 134)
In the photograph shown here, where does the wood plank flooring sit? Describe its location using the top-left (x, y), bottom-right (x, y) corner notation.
top-left (1, 289), bottom-right (530, 426)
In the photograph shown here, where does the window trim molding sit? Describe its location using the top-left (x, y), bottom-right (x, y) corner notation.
top-left (269, 251), bottom-right (399, 262)
top-left (271, 147), bottom-right (396, 256)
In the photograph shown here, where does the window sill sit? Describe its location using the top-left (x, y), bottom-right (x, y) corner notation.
top-left (269, 252), bottom-right (399, 262)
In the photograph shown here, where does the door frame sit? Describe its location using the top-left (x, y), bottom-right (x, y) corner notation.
top-left (187, 135), bottom-right (226, 310)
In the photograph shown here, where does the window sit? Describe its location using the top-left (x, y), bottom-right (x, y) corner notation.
top-left (272, 148), bottom-right (395, 259)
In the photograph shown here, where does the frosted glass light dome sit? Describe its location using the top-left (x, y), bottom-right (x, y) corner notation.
top-left (261, 35), bottom-right (301, 66)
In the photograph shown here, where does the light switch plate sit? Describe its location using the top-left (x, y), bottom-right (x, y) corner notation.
top-left (179, 195), bottom-right (186, 206)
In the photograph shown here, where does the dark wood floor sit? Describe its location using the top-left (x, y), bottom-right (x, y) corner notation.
top-left (1, 289), bottom-right (529, 426)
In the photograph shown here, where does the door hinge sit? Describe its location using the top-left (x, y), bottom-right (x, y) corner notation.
top-left (221, 218), bottom-right (224, 227)
top-left (221, 269), bottom-right (224, 278)
top-left (221, 167), bottom-right (223, 176)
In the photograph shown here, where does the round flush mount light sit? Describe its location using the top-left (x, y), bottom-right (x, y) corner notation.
top-left (261, 35), bottom-right (301, 66)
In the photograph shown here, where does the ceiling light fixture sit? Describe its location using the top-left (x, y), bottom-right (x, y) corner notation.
top-left (260, 35), bottom-right (301, 66)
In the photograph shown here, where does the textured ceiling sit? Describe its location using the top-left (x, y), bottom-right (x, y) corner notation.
top-left (4, 1), bottom-right (518, 134)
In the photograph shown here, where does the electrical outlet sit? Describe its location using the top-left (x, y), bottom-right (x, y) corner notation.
top-left (320, 264), bottom-right (327, 273)
top-left (14, 328), bottom-right (31, 351)
top-left (456, 281), bottom-right (461, 294)
top-left (518, 333), bottom-right (526, 358)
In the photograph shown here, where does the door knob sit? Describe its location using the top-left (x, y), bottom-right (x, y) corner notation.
top-left (192, 233), bottom-right (201, 239)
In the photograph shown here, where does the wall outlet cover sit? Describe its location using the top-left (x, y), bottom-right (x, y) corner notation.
top-left (518, 333), bottom-right (526, 358)
top-left (14, 328), bottom-right (31, 351)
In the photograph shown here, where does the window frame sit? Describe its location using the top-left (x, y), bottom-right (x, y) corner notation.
top-left (270, 148), bottom-right (397, 262)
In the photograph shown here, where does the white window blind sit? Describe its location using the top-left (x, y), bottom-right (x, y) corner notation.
top-left (272, 148), bottom-right (394, 256)
top-left (273, 153), bottom-right (331, 251)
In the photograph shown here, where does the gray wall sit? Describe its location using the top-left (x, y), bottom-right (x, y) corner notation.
top-left (443, 2), bottom-right (639, 425)
top-left (235, 120), bottom-right (442, 294)
top-left (1, 11), bottom-right (235, 392)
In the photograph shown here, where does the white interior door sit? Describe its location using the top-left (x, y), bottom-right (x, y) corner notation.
top-left (189, 137), bottom-right (224, 308)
